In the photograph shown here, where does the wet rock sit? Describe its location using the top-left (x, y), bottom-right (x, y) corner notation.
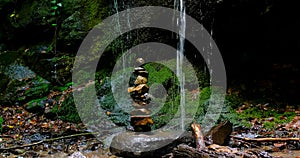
top-left (130, 109), bottom-right (152, 115)
top-left (110, 131), bottom-right (191, 157)
top-left (205, 121), bottom-right (233, 146)
top-left (68, 151), bottom-right (87, 158)
top-left (0, 63), bottom-right (50, 105)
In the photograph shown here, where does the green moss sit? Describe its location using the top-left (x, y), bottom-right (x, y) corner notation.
top-left (194, 87), bottom-right (211, 120)
top-left (225, 94), bottom-right (243, 109)
top-left (53, 82), bottom-right (73, 91)
top-left (262, 121), bottom-right (275, 129)
top-left (238, 107), bottom-right (296, 130)
top-left (26, 97), bottom-right (47, 110)
top-left (143, 62), bottom-right (175, 86)
top-left (82, 0), bottom-right (109, 30)
top-left (51, 94), bottom-right (81, 123)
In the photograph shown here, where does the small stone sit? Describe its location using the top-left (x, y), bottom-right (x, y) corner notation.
top-left (130, 108), bottom-right (152, 115)
top-left (68, 151), bottom-right (86, 158)
top-left (134, 67), bottom-right (145, 72)
top-left (135, 71), bottom-right (148, 78)
top-left (131, 116), bottom-right (154, 126)
top-left (134, 75), bottom-right (148, 84)
top-left (128, 84), bottom-right (149, 94)
top-left (128, 87), bottom-right (135, 93)
top-left (14, 149), bottom-right (26, 154)
top-left (136, 58), bottom-right (145, 64)
top-left (132, 102), bottom-right (147, 109)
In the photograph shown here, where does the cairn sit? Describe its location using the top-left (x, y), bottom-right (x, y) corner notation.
top-left (128, 62), bottom-right (153, 132)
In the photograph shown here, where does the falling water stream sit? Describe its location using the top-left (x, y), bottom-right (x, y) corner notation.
top-left (175, 0), bottom-right (186, 131)
top-left (112, 0), bottom-right (133, 111)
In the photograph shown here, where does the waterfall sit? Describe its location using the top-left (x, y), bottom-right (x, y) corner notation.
top-left (112, 0), bottom-right (133, 111)
top-left (175, 0), bottom-right (186, 131)
top-left (113, 0), bottom-right (124, 70)
top-left (113, 0), bottom-right (132, 71)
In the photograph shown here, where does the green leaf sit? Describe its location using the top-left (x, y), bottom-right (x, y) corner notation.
top-left (52, 23), bottom-right (57, 27)
top-left (51, 6), bottom-right (58, 10)
top-left (51, 0), bottom-right (56, 4)
top-left (51, 12), bottom-right (56, 16)
top-left (57, 3), bottom-right (62, 7)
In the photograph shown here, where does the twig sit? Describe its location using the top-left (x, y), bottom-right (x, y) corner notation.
top-left (0, 132), bottom-right (98, 150)
top-left (232, 136), bottom-right (300, 142)
top-left (232, 137), bottom-right (260, 148)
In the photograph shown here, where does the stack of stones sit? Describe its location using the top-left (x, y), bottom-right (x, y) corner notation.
top-left (128, 66), bottom-right (153, 132)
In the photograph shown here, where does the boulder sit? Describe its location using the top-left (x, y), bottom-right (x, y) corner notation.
top-left (110, 131), bottom-right (193, 157)
top-left (205, 121), bottom-right (233, 146)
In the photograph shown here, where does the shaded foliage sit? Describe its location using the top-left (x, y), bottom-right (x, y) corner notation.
top-left (0, 116), bottom-right (3, 132)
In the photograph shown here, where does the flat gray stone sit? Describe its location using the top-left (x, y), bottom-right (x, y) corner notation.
top-left (110, 131), bottom-right (193, 157)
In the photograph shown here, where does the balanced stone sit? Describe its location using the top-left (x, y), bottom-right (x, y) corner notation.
top-left (128, 84), bottom-right (149, 94)
top-left (131, 116), bottom-right (153, 126)
top-left (134, 67), bottom-right (145, 72)
top-left (134, 75), bottom-right (148, 84)
top-left (132, 102), bottom-right (148, 109)
top-left (130, 108), bottom-right (152, 115)
top-left (134, 71), bottom-right (148, 78)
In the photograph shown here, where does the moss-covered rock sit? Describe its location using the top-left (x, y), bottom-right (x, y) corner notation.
top-left (0, 62), bottom-right (50, 105)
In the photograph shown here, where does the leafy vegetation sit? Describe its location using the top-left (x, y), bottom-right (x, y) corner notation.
top-left (0, 117), bottom-right (3, 133)
top-left (25, 97), bottom-right (47, 111)
top-left (51, 94), bottom-right (81, 123)
top-left (96, 77), bottom-right (130, 126)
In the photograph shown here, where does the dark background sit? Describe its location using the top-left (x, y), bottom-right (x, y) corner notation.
top-left (1, 0), bottom-right (299, 104)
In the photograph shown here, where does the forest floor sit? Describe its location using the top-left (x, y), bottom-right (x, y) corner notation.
top-left (0, 104), bottom-right (299, 158)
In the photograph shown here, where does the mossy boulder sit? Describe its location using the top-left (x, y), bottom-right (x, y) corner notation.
top-left (0, 62), bottom-right (50, 105)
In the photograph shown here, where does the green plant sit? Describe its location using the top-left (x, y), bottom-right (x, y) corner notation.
top-left (50, 0), bottom-right (63, 53)
top-left (0, 117), bottom-right (3, 133)
top-left (26, 97), bottom-right (47, 111)
top-left (51, 94), bottom-right (81, 123)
